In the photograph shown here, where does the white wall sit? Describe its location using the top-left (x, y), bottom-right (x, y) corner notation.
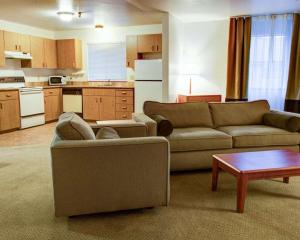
top-left (179, 20), bottom-right (229, 100)
top-left (54, 24), bottom-right (162, 81)
top-left (167, 15), bottom-right (184, 102)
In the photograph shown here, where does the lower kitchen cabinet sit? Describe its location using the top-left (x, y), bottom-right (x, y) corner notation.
top-left (83, 88), bottom-right (134, 121)
top-left (0, 90), bottom-right (20, 132)
top-left (83, 89), bottom-right (116, 121)
top-left (44, 88), bottom-right (62, 122)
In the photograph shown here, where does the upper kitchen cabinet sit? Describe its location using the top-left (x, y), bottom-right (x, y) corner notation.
top-left (126, 35), bottom-right (138, 69)
top-left (57, 39), bottom-right (82, 69)
top-left (0, 31), bottom-right (4, 67)
top-left (22, 37), bottom-right (57, 69)
top-left (43, 39), bottom-right (57, 69)
top-left (29, 36), bottom-right (44, 68)
top-left (137, 34), bottom-right (162, 53)
top-left (4, 31), bottom-right (30, 53)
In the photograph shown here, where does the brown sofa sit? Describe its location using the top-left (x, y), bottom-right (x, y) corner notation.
top-left (134, 100), bottom-right (300, 171)
top-left (51, 113), bottom-right (170, 217)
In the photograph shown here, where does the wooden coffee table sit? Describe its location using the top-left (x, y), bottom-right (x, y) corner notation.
top-left (212, 150), bottom-right (300, 213)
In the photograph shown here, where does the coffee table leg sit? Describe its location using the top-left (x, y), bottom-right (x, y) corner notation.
top-left (283, 177), bottom-right (289, 184)
top-left (237, 175), bottom-right (248, 213)
top-left (212, 158), bottom-right (219, 191)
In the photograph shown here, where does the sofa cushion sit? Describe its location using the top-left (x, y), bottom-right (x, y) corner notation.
top-left (143, 101), bottom-right (213, 128)
top-left (150, 114), bottom-right (173, 136)
top-left (56, 112), bottom-right (96, 140)
top-left (209, 100), bottom-right (270, 127)
top-left (96, 127), bottom-right (120, 139)
top-left (168, 127), bottom-right (232, 152)
top-left (218, 125), bottom-right (300, 148)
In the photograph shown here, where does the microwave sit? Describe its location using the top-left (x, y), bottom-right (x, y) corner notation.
top-left (49, 76), bottom-right (68, 85)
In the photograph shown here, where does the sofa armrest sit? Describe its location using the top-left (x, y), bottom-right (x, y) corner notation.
top-left (133, 113), bottom-right (157, 136)
top-left (263, 111), bottom-right (300, 132)
top-left (50, 136), bottom-right (170, 216)
top-left (90, 120), bottom-right (147, 138)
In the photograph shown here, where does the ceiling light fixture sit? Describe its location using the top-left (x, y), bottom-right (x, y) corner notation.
top-left (95, 24), bottom-right (104, 29)
top-left (57, 11), bottom-right (75, 22)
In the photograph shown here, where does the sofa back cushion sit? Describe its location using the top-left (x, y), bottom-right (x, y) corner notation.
top-left (56, 112), bottom-right (96, 140)
top-left (209, 100), bottom-right (270, 127)
top-left (143, 101), bottom-right (213, 128)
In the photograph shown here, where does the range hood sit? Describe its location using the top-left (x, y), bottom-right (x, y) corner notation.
top-left (5, 51), bottom-right (32, 60)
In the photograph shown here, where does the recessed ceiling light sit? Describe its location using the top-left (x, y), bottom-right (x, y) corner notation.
top-left (57, 11), bottom-right (75, 22)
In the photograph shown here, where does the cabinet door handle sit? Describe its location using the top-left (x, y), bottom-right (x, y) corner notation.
top-left (152, 45), bottom-right (154, 51)
top-left (122, 106), bottom-right (127, 110)
top-left (99, 97), bottom-right (102, 103)
top-left (6, 94), bottom-right (11, 98)
top-left (0, 103), bottom-right (2, 110)
top-left (157, 45), bottom-right (159, 51)
top-left (122, 115), bottom-right (127, 118)
top-left (122, 91), bottom-right (127, 94)
top-left (96, 98), bottom-right (98, 103)
top-left (19, 45), bottom-right (21, 51)
top-left (122, 99), bottom-right (127, 102)
top-left (15, 45), bottom-right (18, 50)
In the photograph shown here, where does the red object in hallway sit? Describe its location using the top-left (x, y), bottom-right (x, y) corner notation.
top-left (177, 94), bottom-right (222, 103)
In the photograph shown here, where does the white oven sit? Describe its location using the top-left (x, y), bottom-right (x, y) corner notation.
top-left (19, 87), bottom-right (45, 129)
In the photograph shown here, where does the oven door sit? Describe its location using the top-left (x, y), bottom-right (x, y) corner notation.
top-left (20, 90), bottom-right (45, 117)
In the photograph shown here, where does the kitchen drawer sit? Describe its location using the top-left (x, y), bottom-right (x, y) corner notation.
top-left (116, 89), bottom-right (133, 97)
top-left (116, 96), bottom-right (133, 104)
top-left (0, 90), bottom-right (19, 101)
top-left (83, 88), bottom-right (115, 96)
top-left (44, 88), bottom-right (61, 96)
top-left (116, 111), bottom-right (132, 120)
top-left (116, 103), bottom-right (134, 112)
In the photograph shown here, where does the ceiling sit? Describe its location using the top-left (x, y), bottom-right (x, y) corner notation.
top-left (0, 0), bottom-right (299, 30)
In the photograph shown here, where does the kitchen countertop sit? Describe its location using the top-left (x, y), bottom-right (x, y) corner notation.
top-left (25, 81), bottom-right (135, 89)
top-left (0, 88), bottom-right (20, 92)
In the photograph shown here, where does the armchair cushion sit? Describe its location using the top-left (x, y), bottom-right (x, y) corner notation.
top-left (150, 114), bottom-right (173, 136)
top-left (96, 127), bottom-right (120, 139)
top-left (56, 112), bottom-right (96, 140)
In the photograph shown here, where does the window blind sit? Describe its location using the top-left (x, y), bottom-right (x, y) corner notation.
top-left (87, 43), bottom-right (126, 81)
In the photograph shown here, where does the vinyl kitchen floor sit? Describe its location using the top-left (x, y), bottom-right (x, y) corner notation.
top-left (0, 122), bottom-right (57, 147)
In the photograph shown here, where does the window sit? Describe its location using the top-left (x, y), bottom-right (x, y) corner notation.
top-left (87, 43), bottom-right (126, 81)
top-left (248, 14), bottom-right (293, 110)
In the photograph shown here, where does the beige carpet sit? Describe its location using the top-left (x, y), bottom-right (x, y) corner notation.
top-left (1, 145), bottom-right (300, 240)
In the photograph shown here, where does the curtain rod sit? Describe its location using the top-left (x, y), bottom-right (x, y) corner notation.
top-left (230, 11), bottom-right (299, 19)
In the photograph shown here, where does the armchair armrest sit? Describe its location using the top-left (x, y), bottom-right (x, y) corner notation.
top-left (90, 120), bottom-right (147, 138)
top-left (133, 113), bottom-right (157, 136)
top-left (263, 110), bottom-right (300, 132)
top-left (50, 136), bottom-right (170, 216)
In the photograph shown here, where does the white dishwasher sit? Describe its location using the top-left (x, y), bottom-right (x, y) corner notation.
top-left (62, 88), bottom-right (83, 113)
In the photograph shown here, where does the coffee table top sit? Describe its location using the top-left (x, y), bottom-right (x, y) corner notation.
top-left (213, 150), bottom-right (300, 173)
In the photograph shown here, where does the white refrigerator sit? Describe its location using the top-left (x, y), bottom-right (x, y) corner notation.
top-left (134, 59), bottom-right (163, 113)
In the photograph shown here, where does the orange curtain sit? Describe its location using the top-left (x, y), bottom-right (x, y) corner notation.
top-left (285, 14), bottom-right (300, 113)
top-left (226, 17), bottom-right (251, 101)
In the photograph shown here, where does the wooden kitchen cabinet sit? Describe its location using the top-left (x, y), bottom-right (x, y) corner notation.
top-left (57, 39), bottom-right (82, 69)
top-left (137, 34), bottom-right (162, 53)
top-left (83, 89), bottom-right (116, 121)
top-left (0, 31), bottom-right (5, 67)
top-left (0, 90), bottom-right (20, 132)
top-left (43, 39), bottom-right (57, 69)
top-left (28, 36), bottom-right (44, 68)
top-left (126, 35), bottom-right (138, 69)
top-left (22, 37), bottom-right (57, 69)
top-left (4, 31), bottom-right (30, 53)
top-left (83, 95), bottom-right (100, 121)
top-left (19, 34), bottom-right (31, 53)
top-left (44, 88), bottom-right (62, 122)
